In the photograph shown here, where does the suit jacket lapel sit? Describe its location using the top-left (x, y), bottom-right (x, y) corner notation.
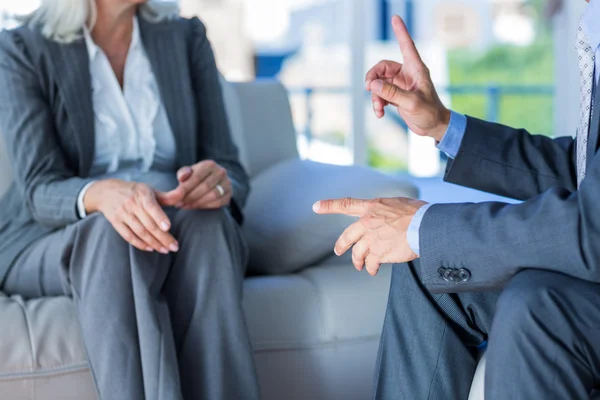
top-left (587, 80), bottom-right (600, 166)
top-left (138, 17), bottom-right (196, 167)
top-left (46, 37), bottom-right (95, 176)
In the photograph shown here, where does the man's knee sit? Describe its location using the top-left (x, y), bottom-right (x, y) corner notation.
top-left (387, 260), bottom-right (433, 312)
top-left (491, 270), bottom-right (570, 340)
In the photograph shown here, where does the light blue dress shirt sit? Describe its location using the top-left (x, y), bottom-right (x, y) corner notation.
top-left (407, 1), bottom-right (600, 256)
top-left (406, 111), bottom-right (466, 255)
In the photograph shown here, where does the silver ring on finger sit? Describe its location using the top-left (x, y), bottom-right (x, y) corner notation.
top-left (215, 183), bottom-right (225, 197)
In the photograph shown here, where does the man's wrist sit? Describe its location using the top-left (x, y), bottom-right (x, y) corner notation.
top-left (407, 203), bottom-right (433, 257)
top-left (430, 108), bottom-right (452, 142)
top-left (436, 111), bottom-right (467, 159)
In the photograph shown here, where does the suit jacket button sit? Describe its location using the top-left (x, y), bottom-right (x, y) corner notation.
top-left (458, 268), bottom-right (471, 282)
top-left (450, 269), bottom-right (460, 282)
top-left (438, 267), bottom-right (448, 281)
top-left (438, 267), bottom-right (451, 281)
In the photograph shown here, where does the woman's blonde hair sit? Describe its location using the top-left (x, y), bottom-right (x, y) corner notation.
top-left (22, 0), bottom-right (180, 43)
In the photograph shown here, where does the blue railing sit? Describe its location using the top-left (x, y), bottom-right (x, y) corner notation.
top-left (289, 85), bottom-right (554, 142)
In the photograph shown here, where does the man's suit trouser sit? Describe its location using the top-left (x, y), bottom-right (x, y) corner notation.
top-left (2, 209), bottom-right (261, 400)
top-left (373, 261), bottom-right (600, 400)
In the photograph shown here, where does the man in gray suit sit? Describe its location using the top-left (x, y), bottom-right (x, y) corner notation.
top-left (314, 2), bottom-right (600, 399)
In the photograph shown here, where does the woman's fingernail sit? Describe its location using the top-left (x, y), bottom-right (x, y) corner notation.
top-left (159, 247), bottom-right (169, 254)
top-left (371, 80), bottom-right (383, 93)
top-left (160, 222), bottom-right (170, 231)
top-left (146, 247), bottom-right (154, 252)
top-left (169, 243), bottom-right (179, 252)
top-left (312, 201), bottom-right (321, 212)
top-left (178, 166), bottom-right (192, 179)
top-left (175, 202), bottom-right (183, 208)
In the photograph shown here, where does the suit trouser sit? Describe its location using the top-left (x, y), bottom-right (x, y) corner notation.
top-left (2, 209), bottom-right (261, 400)
top-left (373, 261), bottom-right (600, 400)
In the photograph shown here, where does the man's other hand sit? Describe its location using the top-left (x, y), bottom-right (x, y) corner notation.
top-left (313, 197), bottom-right (428, 276)
top-left (366, 15), bottom-right (450, 142)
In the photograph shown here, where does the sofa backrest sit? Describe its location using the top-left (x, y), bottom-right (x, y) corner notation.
top-left (226, 80), bottom-right (300, 178)
top-left (220, 77), bottom-right (251, 174)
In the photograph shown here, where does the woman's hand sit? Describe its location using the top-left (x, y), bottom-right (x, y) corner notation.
top-left (157, 160), bottom-right (232, 210)
top-left (84, 179), bottom-right (179, 254)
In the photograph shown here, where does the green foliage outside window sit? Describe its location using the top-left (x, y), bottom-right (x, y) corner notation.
top-left (448, 37), bottom-right (555, 136)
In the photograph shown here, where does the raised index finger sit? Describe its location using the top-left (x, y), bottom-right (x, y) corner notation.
top-left (391, 15), bottom-right (422, 64)
top-left (312, 198), bottom-right (368, 217)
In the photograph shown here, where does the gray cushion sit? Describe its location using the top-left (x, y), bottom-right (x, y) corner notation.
top-left (243, 159), bottom-right (419, 275)
top-left (0, 294), bottom-right (96, 399)
top-left (245, 262), bottom-right (392, 400)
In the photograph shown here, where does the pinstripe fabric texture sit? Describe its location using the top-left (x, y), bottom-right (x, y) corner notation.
top-left (0, 15), bottom-right (249, 285)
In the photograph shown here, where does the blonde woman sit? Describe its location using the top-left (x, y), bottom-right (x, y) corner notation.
top-left (0, 0), bottom-right (260, 399)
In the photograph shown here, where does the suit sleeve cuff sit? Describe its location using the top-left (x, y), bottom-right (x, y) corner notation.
top-left (407, 203), bottom-right (433, 256)
top-left (436, 111), bottom-right (467, 159)
top-left (77, 181), bottom-right (97, 219)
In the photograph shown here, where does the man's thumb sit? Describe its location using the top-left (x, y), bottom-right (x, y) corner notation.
top-left (371, 79), bottom-right (409, 107)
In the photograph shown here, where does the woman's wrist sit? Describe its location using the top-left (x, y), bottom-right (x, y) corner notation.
top-left (84, 179), bottom-right (119, 214)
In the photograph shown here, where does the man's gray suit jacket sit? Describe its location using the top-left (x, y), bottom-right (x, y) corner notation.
top-left (419, 85), bottom-right (600, 293)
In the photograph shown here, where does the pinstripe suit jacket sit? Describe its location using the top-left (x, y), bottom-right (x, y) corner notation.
top-left (418, 86), bottom-right (600, 293)
top-left (0, 16), bottom-right (249, 284)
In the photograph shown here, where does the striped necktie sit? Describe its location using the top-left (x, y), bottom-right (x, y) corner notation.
top-left (576, 21), bottom-right (595, 187)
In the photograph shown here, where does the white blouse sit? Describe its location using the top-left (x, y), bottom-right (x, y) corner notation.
top-left (78, 17), bottom-right (177, 217)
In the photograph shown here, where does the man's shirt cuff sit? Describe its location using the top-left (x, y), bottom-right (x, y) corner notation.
top-left (407, 203), bottom-right (433, 256)
top-left (436, 111), bottom-right (467, 159)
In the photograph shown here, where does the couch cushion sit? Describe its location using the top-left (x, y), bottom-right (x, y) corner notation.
top-left (0, 295), bottom-right (88, 375)
top-left (245, 262), bottom-right (392, 400)
top-left (243, 262), bottom-right (392, 350)
top-left (243, 159), bottom-right (419, 275)
top-left (0, 294), bottom-right (96, 400)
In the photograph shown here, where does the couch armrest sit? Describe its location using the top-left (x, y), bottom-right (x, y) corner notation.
top-left (243, 159), bottom-right (419, 275)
